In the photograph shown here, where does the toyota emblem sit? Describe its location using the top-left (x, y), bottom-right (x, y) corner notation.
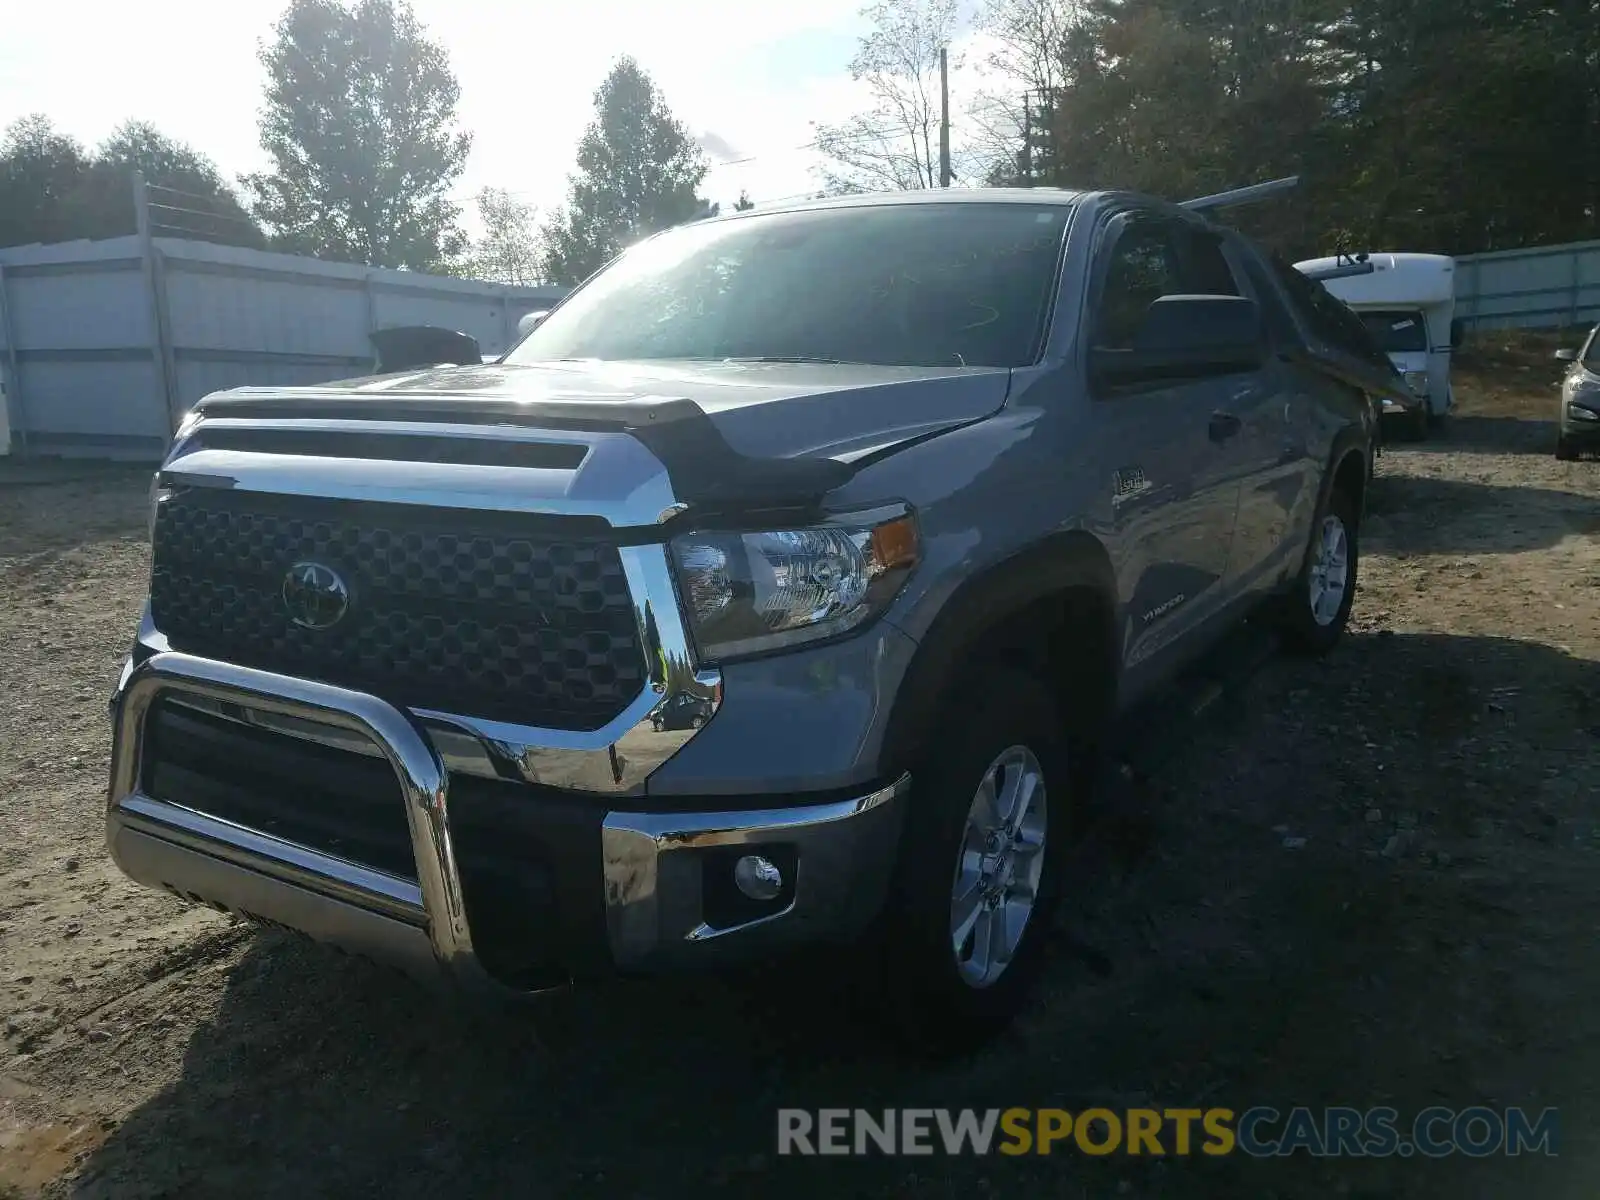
top-left (282, 561), bottom-right (351, 630)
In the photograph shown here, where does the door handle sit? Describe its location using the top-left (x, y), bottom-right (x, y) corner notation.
top-left (1208, 411), bottom-right (1242, 443)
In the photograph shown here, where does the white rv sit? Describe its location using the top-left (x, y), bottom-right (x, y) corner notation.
top-left (1295, 252), bottom-right (1462, 436)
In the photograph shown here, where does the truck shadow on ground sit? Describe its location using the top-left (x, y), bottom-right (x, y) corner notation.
top-left (71, 631), bottom-right (1600, 1200)
top-left (1392, 415), bottom-right (1559, 457)
top-left (1365, 471), bottom-right (1600, 554)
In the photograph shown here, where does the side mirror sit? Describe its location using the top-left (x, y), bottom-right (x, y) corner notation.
top-left (1555, 348), bottom-right (1578, 362)
top-left (1092, 294), bottom-right (1265, 386)
top-left (516, 310), bottom-right (551, 339)
top-left (369, 325), bottom-right (482, 374)
top-left (1450, 317), bottom-right (1465, 349)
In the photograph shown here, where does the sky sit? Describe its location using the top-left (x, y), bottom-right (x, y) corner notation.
top-left (0, 0), bottom-right (1004, 238)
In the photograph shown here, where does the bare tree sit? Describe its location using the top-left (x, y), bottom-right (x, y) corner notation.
top-left (812, 0), bottom-right (960, 194)
top-left (966, 0), bottom-right (1082, 184)
top-left (981, 0), bottom-right (1076, 98)
top-left (461, 187), bottom-right (543, 284)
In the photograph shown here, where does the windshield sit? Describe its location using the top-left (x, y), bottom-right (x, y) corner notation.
top-left (505, 202), bottom-right (1073, 369)
top-left (1358, 309), bottom-right (1430, 354)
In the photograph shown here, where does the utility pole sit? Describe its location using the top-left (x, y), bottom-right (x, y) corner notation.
top-left (1019, 92), bottom-right (1032, 184)
top-left (939, 46), bottom-right (952, 188)
top-left (132, 171), bottom-right (178, 437)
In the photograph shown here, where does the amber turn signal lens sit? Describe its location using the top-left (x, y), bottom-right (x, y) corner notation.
top-left (869, 515), bottom-right (919, 572)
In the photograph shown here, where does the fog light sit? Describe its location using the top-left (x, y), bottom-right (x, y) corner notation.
top-left (733, 855), bottom-right (784, 901)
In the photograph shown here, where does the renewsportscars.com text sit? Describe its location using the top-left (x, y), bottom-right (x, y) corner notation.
top-left (777, 1106), bottom-right (1558, 1158)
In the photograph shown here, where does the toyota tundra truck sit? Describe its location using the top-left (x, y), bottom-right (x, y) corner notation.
top-left (107, 190), bottom-right (1390, 1042)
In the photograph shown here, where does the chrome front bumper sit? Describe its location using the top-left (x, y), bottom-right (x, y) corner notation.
top-left (107, 652), bottom-right (909, 991)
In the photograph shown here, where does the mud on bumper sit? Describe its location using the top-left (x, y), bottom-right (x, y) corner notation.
top-left (107, 653), bottom-right (909, 994)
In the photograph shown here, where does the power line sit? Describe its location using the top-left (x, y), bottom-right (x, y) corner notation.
top-left (447, 119), bottom-right (975, 215)
top-left (149, 222), bottom-right (246, 240)
top-left (755, 189), bottom-right (829, 206)
top-left (146, 200), bottom-right (258, 229)
top-left (145, 180), bottom-right (248, 206)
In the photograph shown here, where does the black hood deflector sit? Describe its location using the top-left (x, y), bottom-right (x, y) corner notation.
top-left (197, 392), bottom-right (860, 511)
top-left (195, 357), bottom-right (1014, 514)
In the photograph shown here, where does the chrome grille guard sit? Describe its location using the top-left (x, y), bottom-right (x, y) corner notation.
top-left (108, 651), bottom-right (490, 985)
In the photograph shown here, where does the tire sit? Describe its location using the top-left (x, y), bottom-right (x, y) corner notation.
top-left (871, 667), bottom-right (1073, 1055)
top-left (690, 715), bottom-right (705, 729)
top-left (1404, 404), bottom-right (1430, 441)
top-left (1556, 435), bottom-right (1578, 461)
top-left (1280, 483), bottom-right (1359, 655)
top-left (1379, 412), bottom-right (1423, 444)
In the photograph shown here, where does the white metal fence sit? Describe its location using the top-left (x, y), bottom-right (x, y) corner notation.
top-left (0, 233), bottom-right (565, 460)
top-left (1454, 238), bottom-right (1600, 333)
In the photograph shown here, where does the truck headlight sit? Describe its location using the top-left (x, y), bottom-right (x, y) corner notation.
top-left (1402, 370), bottom-right (1428, 396)
top-left (671, 508), bottom-right (919, 661)
top-left (147, 473), bottom-right (172, 540)
top-left (148, 411), bottom-right (200, 539)
top-left (1568, 403), bottom-right (1600, 422)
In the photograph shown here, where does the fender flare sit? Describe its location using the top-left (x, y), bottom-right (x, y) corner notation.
top-left (879, 530), bottom-right (1119, 774)
top-left (1316, 422), bottom-right (1373, 527)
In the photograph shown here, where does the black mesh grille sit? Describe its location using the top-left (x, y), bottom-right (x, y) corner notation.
top-left (145, 699), bottom-right (417, 881)
top-left (149, 488), bottom-right (647, 730)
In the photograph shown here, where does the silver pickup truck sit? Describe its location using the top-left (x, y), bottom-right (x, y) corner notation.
top-left (107, 190), bottom-right (1389, 1048)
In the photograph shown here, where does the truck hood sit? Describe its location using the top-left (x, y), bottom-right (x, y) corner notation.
top-left (198, 358), bottom-right (1014, 464)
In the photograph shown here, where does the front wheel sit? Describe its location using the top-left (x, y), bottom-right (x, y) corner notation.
top-left (1280, 484), bottom-right (1359, 655)
top-left (872, 668), bottom-right (1071, 1053)
top-left (1556, 434), bottom-right (1579, 461)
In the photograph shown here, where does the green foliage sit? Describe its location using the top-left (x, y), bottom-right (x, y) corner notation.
top-left (0, 115), bottom-right (263, 249)
top-left (244, 0), bottom-right (470, 269)
top-left (975, 0), bottom-right (1600, 256)
top-left (0, 115), bottom-right (89, 247)
top-left (734, 191), bottom-right (756, 211)
top-left (84, 121), bottom-right (264, 246)
top-left (539, 57), bottom-right (710, 286)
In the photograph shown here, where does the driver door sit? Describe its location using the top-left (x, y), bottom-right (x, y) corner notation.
top-left (1087, 211), bottom-right (1256, 690)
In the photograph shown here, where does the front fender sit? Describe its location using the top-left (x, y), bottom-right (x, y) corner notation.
top-left (878, 531), bottom-right (1118, 775)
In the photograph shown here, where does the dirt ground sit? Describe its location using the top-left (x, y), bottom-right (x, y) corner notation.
top-left (2, 335), bottom-right (1598, 1199)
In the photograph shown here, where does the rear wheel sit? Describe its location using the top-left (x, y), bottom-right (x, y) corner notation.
top-left (1280, 484), bottom-right (1359, 655)
top-left (872, 668), bottom-right (1071, 1054)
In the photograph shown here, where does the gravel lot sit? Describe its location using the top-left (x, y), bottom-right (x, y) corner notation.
top-left (2, 336), bottom-right (1598, 1199)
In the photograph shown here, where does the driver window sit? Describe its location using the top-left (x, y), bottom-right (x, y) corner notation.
top-left (1096, 219), bottom-right (1184, 351)
top-left (1179, 230), bottom-right (1242, 298)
